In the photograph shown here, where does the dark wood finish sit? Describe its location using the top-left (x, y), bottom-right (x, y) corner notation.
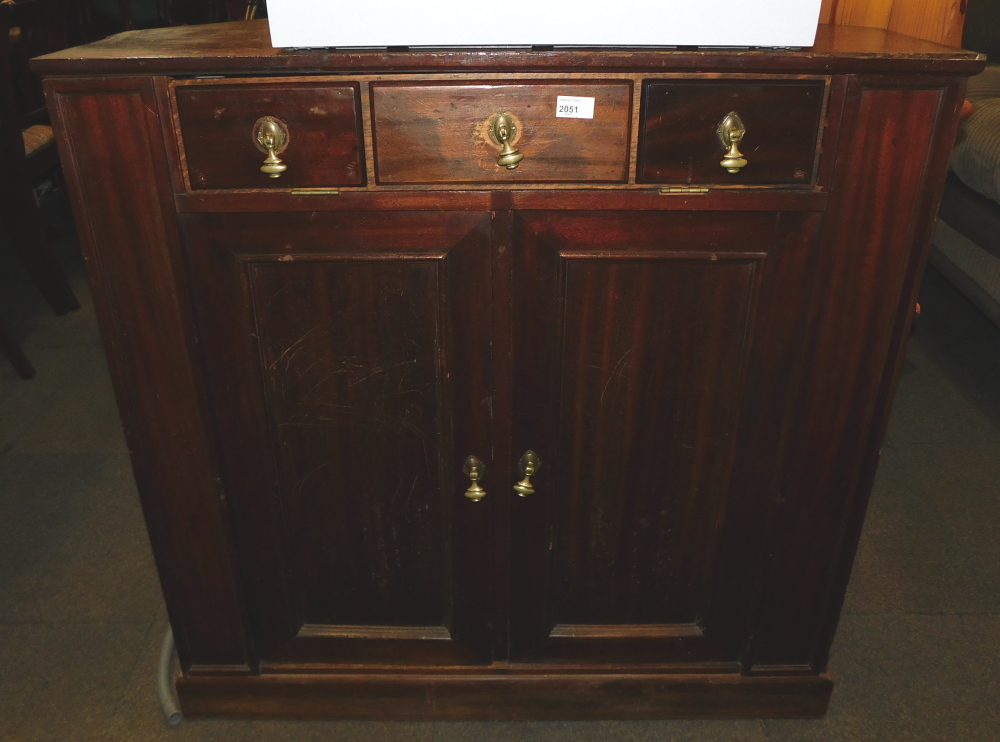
top-left (811, 78), bottom-right (970, 673)
top-left (178, 210), bottom-right (494, 666)
top-left (174, 80), bottom-right (364, 189)
top-left (638, 80), bottom-right (827, 185)
top-left (489, 196), bottom-right (514, 663)
top-left (174, 190), bottom-right (828, 213)
top-left (37, 20), bottom-right (985, 720)
top-left (46, 77), bottom-right (251, 671)
top-left (748, 81), bottom-right (955, 670)
top-left (372, 82), bottom-right (631, 184)
top-left (509, 209), bottom-right (821, 665)
top-left (32, 22), bottom-right (984, 77)
top-left (177, 670), bottom-right (833, 720)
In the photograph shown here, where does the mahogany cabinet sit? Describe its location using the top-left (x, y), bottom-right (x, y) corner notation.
top-left (34, 21), bottom-right (983, 719)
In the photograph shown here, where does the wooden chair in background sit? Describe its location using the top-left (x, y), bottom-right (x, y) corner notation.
top-left (820, 0), bottom-right (967, 46)
top-left (0, 0), bottom-right (78, 314)
top-left (0, 0), bottom-right (264, 376)
top-left (822, 0), bottom-right (974, 339)
top-left (0, 0), bottom-right (80, 378)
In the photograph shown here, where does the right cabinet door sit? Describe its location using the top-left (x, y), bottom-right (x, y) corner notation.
top-left (509, 209), bottom-right (822, 666)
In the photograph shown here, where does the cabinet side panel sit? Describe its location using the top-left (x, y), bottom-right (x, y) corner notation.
top-left (46, 78), bottom-right (251, 669)
top-left (750, 79), bottom-right (950, 670)
top-left (812, 77), bottom-right (969, 671)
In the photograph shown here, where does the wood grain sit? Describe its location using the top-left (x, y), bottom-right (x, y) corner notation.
top-left (834, 0), bottom-right (895, 31)
top-left (31, 22), bottom-right (985, 78)
top-left (822, 0), bottom-right (966, 46)
top-left (638, 80), bottom-right (827, 185)
top-left (38, 20), bottom-right (982, 721)
top-left (820, 0), bottom-right (836, 25)
top-left (887, 0), bottom-right (966, 47)
top-left (812, 78), bottom-right (969, 673)
top-left (174, 80), bottom-right (364, 190)
top-left (749, 81), bottom-right (948, 671)
top-left (46, 77), bottom-right (252, 670)
top-left (178, 209), bottom-right (495, 666)
top-left (173, 190), bottom-right (829, 213)
top-left (177, 670), bottom-right (833, 720)
top-left (508, 209), bottom-right (820, 666)
top-left (372, 82), bottom-right (631, 184)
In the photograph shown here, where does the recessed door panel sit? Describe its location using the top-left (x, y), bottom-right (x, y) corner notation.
top-left (249, 259), bottom-right (448, 629)
top-left (509, 210), bottom-right (821, 666)
top-left (180, 211), bottom-right (494, 666)
top-left (552, 256), bottom-right (754, 629)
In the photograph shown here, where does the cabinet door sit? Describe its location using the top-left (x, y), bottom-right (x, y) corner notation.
top-left (509, 210), bottom-right (820, 667)
top-left (179, 211), bottom-right (494, 667)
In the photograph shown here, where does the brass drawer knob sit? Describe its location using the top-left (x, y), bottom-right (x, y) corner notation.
top-left (490, 112), bottom-right (523, 170)
top-left (718, 111), bottom-right (748, 174)
top-left (253, 116), bottom-right (290, 178)
top-left (513, 450), bottom-right (541, 497)
top-left (463, 455), bottom-right (487, 501)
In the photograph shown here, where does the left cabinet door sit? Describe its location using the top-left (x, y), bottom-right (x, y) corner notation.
top-left (179, 210), bottom-right (495, 667)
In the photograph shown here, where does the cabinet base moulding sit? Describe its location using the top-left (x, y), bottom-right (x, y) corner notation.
top-left (176, 671), bottom-right (833, 720)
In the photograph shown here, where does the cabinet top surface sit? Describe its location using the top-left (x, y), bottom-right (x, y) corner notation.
top-left (33, 19), bottom-right (985, 77)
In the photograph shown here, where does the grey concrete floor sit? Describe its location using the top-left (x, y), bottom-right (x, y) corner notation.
top-left (1, 225), bottom-right (999, 741)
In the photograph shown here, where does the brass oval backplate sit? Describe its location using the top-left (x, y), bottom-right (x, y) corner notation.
top-left (717, 111), bottom-right (748, 174)
top-left (485, 111), bottom-right (522, 147)
top-left (253, 116), bottom-right (291, 178)
top-left (482, 111), bottom-right (525, 170)
top-left (253, 116), bottom-right (290, 155)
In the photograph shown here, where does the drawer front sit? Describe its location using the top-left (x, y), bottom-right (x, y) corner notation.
top-left (638, 80), bottom-right (826, 186)
top-left (372, 82), bottom-right (632, 184)
top-left (175, 81), bottom-right (365, 190)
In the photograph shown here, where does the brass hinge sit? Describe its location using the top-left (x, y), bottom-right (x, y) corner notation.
top-left (659, 186), bottom-right (710, 195)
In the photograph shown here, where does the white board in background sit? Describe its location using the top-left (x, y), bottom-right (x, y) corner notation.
top-left (267, 0), bottom-right (824, 50)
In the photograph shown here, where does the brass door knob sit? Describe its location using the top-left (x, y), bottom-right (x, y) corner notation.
top-left (718, 111), bottom-right (748, 174)
top-left (253, 116), bottom-right (290, 178)
top-left (490, 112), bottom-right (523, 170)
top-left (513, 450), bottom-right (541, 497)
top-left (462, 455), bottom-right (487, 502)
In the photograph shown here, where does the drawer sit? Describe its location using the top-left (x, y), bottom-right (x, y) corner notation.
top-left (174, 81), bottom-right (365, 190)
top-left (372, 82), bottom-right (632, 184)
top-left (637, 80), bottom-right (826, 186)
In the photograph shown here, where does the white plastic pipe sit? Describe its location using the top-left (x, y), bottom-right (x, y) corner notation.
top-left (157, 627), bottom-right (184, 728)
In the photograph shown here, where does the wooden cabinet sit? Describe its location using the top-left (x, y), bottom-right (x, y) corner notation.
top-left (35, 21), bottom-right (983, 720)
